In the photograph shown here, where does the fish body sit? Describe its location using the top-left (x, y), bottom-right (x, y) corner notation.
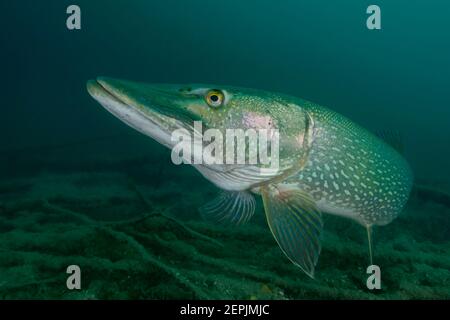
top-left (285, 103), bottom-right (413, 227)
top-left (87, 77), bottom-right (413, 277)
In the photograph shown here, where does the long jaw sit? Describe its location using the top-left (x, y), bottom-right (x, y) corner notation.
top-left (87, 77), bottom-right (190, 149)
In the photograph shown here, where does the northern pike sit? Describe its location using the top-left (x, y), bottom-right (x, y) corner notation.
top-left (87, 77), bottom-right (413, 277)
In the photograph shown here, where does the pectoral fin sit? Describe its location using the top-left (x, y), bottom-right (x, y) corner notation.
top-left (261, 186), bottom-right (323, 278)
top-left (200, 191), bottom-right (256, 225)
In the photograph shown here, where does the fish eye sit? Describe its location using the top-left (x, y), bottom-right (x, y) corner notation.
top-left (205, 90), bottom-right (224, 108)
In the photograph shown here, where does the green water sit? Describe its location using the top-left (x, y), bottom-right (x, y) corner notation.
top-left (0, 0), bottom-right (449, 299)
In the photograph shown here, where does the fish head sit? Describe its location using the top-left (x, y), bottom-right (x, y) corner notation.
top-left (87, 77), bottom-right (314, 189)
top-left (178, 85), bottom-right (315, 170)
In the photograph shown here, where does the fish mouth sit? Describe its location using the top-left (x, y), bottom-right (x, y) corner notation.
top-left (87, 78), bottom-right (136, 114)
top-left (87, 77), bottom-right (195, 148)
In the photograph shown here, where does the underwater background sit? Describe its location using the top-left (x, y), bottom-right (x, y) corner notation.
top-left (1, 0), bottom-right (449, 299)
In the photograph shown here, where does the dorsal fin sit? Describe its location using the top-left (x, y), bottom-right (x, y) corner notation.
top-left (376, 130), bottom-right (404, 155)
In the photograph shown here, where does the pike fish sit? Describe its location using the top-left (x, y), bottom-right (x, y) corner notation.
top-left (87, 77), bottom-right (413, 277)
